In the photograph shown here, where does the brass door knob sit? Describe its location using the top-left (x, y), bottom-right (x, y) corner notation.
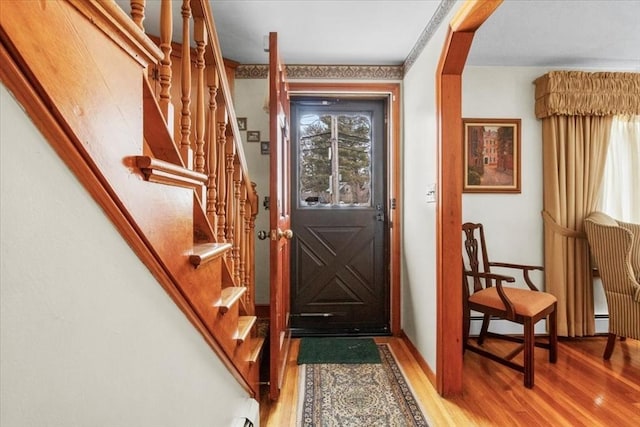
top-left (275, 229), bottom-right (294, 240)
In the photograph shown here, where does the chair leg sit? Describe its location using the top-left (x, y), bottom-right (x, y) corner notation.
top-left (524, 318), bottom-right (534, 388)
top-left (548, 307), bottom-right (557, 363)
top-left (603, 333), bottom-right (617, 360)
top-left (478, 314), bottom-right (490, 345)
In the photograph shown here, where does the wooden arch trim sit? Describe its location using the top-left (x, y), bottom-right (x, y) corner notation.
top-left (436, 0), bottom-right (502, 396)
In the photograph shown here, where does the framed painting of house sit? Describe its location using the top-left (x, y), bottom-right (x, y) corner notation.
top-left (463, 118), bottom-right (521, 193)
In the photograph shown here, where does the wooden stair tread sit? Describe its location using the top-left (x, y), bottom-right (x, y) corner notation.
top-left (189, 242), bottom-right (232, 267)
top-left (234, 316), bottom-right (257, 343)
top-left (136, 156), bottom-right (208, 191)
top-left (248, 336), bottom-right (265, 364)
top-left (217, 286), bottom-right (247, 313)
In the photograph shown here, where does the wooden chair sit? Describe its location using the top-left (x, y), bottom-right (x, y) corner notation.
top-left (462, 222), bottom-right (558, 388)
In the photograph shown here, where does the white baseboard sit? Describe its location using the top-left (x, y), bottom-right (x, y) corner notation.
top-left (594, 315), bottom-right (610, 335)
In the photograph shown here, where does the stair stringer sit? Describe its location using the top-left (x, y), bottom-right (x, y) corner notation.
top-left (0, 0), bottom-right (260, 396)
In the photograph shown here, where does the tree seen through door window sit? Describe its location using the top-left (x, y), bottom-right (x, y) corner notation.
top-left (298, 112), bottom-right (372, 206)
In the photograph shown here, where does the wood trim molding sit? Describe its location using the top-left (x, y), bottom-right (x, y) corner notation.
top-left (400, 330), bottom-right (436, 385)
top-left (289, 82), bottom-right (402, 335)
top-left (450, 0), bottom-right (503, 32)
top-left (68, 0), bottom-right (162, 66)
top-left (435, 0), bottom-right (502, 397)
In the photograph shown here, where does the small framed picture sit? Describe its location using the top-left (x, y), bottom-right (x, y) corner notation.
top-left (260, 141), bottom-right (270, 155)
top-left (237, 117), bottom-right (247, 131)
top-left (247, 131), bottom-right (261, 142)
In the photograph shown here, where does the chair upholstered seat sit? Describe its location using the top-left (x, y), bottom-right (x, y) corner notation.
top-left (469, 287), bottom-right (557, 317)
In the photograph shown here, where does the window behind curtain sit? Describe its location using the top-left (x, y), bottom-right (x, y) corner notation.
top-left (600, 115), bottom-right (640, 222)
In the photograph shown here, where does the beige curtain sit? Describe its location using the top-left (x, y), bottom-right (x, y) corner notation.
top-left (535, 71), bottom-right (640, 337)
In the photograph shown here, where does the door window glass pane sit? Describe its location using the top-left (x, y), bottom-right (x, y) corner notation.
top-left (298, 112), bottom-right (372, 207)
top-left (337, 114), bottom-right (372, 205)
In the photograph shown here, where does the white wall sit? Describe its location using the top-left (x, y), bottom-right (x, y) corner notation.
top-left (462, 66), bottom-right (608, 333)
top-left (234, 79), bottom-right (271, 304)
top-left (462, 66), bottom-right (546, 281)
top-left (401, 2), bottom-right (461, 371)
top-left (0, 85), bottom-right (255, 427)
top-left (462, 66), bottom-right (547, 334)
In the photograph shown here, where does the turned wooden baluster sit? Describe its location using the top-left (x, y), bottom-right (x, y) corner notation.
top-left (206, 67), bottom-right (219, 230)
top-left (224, 138), bottom-right (236, 267)
top-left (239, 182), bottom-right (249, 304)
top-left (216, 109), bottom-right (227, 242)
top-left (130, 0), bottom-right (145, 31)
top-left (225, 137), bottom-right (236, 244)
top-left (247, 182), bottom-right (258, 315)
top-left (194, 17), bottom-right (207, 176)
top-left (157, 0), bottom-right (173, 126)
top-left (232, 164), bottom-right (243, 285)
top-left (180, 0), bottom-right (193, 169)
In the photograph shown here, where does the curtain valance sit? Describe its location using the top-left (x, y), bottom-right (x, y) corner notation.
top-left (534, 71), bottom-right (640, 118)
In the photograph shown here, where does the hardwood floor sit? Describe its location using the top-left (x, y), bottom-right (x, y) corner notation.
top-left (260, 336), bottom-right (639, 426)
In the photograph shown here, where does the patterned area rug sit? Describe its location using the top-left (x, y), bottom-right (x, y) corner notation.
top-left (298, 344), bottom-right (429, 426)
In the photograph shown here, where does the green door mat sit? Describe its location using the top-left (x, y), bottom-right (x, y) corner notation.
top-left (297, 337), bottom-right (381, 364)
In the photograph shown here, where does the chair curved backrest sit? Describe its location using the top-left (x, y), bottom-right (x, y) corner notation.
top-left (584, 212), bottom-right (640, 352)
top-left (462, 222), bottom-right (491, 293)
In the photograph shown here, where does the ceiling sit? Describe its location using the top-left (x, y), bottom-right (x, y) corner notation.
top-left (209, 0), bottom-right (442, 65)
top-left (207, 0), bottom-right (640, 70)
top-left (468, 0), bottom-right (640, 70)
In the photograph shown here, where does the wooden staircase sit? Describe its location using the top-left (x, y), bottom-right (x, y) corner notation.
top-left (0, 0), bottom-right (264, 396)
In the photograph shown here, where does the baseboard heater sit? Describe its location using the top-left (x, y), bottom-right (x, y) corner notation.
top-left (231, 398), bottom-right (260, 427)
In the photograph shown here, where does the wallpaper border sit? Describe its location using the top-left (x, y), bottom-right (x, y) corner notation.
top-left (235, 64), bottom-right (403, 80)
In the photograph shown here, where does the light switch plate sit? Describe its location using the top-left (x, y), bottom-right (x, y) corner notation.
top-left (426, 183), bottom-right (436, 203)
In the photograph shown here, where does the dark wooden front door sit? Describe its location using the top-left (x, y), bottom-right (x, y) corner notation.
top-left (290, 98), bottom-right (389, 335)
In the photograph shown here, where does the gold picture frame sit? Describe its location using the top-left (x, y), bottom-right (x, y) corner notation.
top-left (463, 118), bottom-right (521, 193)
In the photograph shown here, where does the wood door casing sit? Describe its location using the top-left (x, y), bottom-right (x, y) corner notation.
top-left (289, 99), bottom-right (389, 334)
top-left (288, 83), bottom-right (402, 335)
